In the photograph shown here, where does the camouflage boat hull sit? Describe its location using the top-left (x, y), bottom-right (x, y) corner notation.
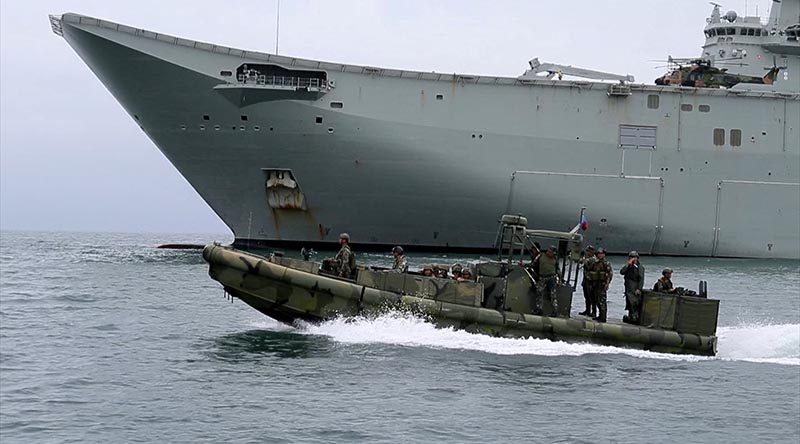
top-left (203, 244), bottom-right (717, 356)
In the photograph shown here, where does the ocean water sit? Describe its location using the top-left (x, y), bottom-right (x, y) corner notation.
top-left (0, 231), bottom-right (798, 443)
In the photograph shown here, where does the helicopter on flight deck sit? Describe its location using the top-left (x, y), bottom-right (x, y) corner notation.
top-left (654, 56), bottom-right (783, 88)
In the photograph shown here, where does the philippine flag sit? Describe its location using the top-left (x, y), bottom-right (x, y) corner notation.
top-left (580, 214), bottom-right (589, 231)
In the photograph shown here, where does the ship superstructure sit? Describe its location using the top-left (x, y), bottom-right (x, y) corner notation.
top-left (50, 2), bottom-right (800, 258)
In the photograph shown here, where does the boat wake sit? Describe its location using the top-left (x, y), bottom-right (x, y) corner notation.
top-left (716, 323), bottom-right (800, 366)
top-left (247, 313), bottom-right (799, 366)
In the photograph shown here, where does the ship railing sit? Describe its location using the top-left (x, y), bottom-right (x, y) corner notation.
top-left (236, 74), bottom-right (325, 89)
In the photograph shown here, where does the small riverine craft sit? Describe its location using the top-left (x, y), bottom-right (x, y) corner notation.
top-left (203, 215), bottom-right (720, 356)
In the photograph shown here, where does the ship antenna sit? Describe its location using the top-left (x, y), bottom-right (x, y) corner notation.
top-left (275, 0), bottom-right (281, 55)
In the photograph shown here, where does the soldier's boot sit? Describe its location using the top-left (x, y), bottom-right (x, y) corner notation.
top-left (578, 297), bottom-right (591, 316)
top-left (533, 292), bottom-right (544, 315)
top-left (596, 306), bottom-right (607, 323)
top-left (550, 293), bottom-right (559, 317)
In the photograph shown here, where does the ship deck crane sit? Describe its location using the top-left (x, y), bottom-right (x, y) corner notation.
top-left (519, 58), bottom-right (635, 83)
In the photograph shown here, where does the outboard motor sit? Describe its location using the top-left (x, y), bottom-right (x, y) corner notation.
top-left (698, 280), bottom-right (708, 298)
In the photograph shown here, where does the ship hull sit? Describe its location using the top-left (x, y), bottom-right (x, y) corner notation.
top-left (55, 13), bottom-right (800, 258)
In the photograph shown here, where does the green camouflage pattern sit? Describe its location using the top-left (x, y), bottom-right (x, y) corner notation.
top-left (203, 244), bottom-right (718, 356)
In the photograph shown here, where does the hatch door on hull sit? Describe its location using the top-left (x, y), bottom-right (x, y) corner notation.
top-left (506, 171), bottom-right (664, 254)
top-left (619, 125), bottom-right (656, 177)
top-left (263, 169), bottom-right (308, 210)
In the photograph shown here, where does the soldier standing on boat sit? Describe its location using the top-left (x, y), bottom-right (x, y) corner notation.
top-left (333, 233), bottom-right (356, 278)
top-left (534, 246), bottom-right (560, 317)
top-left (621, 251), bottom-right (645, 324)
top-left (586, 247), bottom-right (612, 322)
top-left (578, 245), bottom-right (596, 317)
top-left (653, 268), bottom-right (675, 293)
top-left (391, 246), bottom-right (408, 273)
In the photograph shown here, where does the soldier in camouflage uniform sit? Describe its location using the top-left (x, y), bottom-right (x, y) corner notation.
top-left (534, 246), bottom-right (560, 317)
top-left (586, 247), bottom-right (612, 322)
top-left (578, 245), bottom-right (596, 317)
top-left (620, 251), bottom-right (645, 324)
top-left (391, 246), bottom-right (408, 273)
top-left (653, 268), bottom-right (675, 293)
top-left (333, 233), bottom-right (356, 278)
top-left (450, 263), bottom-right (463, 280)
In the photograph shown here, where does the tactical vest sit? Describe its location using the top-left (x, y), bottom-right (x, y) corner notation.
top-left (587, 260), bottom-right (609, 281)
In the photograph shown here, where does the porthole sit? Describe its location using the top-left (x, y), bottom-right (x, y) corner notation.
top-left (327, 127), bottom-right (334, 134)
top-left (214, 125), bottom-right (221, 131)
top-left (203, 114), bottom-right (210, 121)
top-left (200, 125), bottom-right (206, 131)
top-left (239, 126), bottom-right (246, 131)
top-left (647, 95), bottom-right (660, 109)
top-left (180, 124), bottom-right (187, 130)
top-left (680, 104), bottom-right (693, 112)
top-left (713, 128), bottom-right (725, 146)
top-left (730, 129), bottom-right (742, 146)
top-left (220, 70), bottom-right (232, 77)
top-left (330, 102), bottom-right (344, 109)
top-left (435, 94), bottom-right (444, 100)
top-left (231, 126), bottom-right (236, 130)
top-left (254, 126), bottom-right (261, 131)
top-left (699, 104), bottom-right (711, 112)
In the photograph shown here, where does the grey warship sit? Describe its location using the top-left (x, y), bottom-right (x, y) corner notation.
top-left (50, 2), bottom-right (800, 258)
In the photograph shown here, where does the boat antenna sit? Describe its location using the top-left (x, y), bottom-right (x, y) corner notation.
top-left (275, 0), bottom-right (281, 55)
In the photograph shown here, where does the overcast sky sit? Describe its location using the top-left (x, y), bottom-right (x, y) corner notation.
top-left (0, 0), bottom-right (775, 235)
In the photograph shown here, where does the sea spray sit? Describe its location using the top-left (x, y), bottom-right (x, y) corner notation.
top-left (248, 311), bottom-right (800, 366)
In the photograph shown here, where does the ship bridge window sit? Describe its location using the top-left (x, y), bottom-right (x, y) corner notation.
top-left (740, 28), bottom-right (747, 36)
top-left (748, 29), bottom-right (755, 36)
top-left (647, 94), bottom-right (659, 109)
top-left (726, 28), bottom-right (736, 35)
top-left (755, 29), bottom-right (762, 36)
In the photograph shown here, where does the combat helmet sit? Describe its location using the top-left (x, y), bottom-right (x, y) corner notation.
top-left (662, 268), bottom-right (673, 275)
top-left (628, 250), bottom-right (639, 257)
top-left (339, 233), bottom-right (350, 241)
top-left (392, 246), bottom-right (404, 255)
top-left (596, 247), bottom-right (607, 254)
